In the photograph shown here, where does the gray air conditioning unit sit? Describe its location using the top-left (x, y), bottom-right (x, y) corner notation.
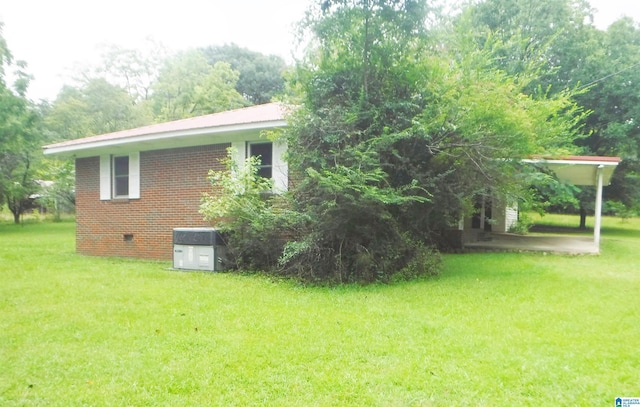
top-left (173, 228), bottom-right (227, 271)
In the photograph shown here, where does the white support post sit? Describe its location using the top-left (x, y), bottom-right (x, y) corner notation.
top-left (594, 165), bottom-right (605, 247)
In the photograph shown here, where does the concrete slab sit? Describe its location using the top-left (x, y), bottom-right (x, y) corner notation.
top-left (464, 233), bottom-right (599, 254)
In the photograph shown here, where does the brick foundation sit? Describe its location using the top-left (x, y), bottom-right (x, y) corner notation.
top-left (75, 143), bottom-right (229, 260)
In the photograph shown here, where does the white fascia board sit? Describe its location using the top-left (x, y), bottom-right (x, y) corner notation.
top-left (43, 120), bottom-right (287, 158)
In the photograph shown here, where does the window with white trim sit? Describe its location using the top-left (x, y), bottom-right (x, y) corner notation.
top-left (100, 152), bottom-right (140, 200)
top-left (248, 142), bottom-right (273, 179)
top-left (231, 140), bottom-right (287, 192)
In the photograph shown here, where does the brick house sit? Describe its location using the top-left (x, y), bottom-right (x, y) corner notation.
top-left (44, 102), bottom-right (620, 258)
top-left (43, 102), bottom-right (288, 260)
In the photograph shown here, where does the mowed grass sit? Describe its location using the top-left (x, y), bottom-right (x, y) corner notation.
top-left (1, 216), bottom-right (639, 406)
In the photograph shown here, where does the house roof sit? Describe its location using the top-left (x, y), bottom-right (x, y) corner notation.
top-left (523, 155), bottom-right (621, 186)
top-left (43, 102), bottom-right (288, 158)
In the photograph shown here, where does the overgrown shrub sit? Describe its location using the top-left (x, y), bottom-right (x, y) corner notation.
top-left (278, 230), bottom-right (441, 284)
top-left (201, 0), bottom-right (584, 284)
top-left (200, 148), bottom-right (441, 283)
top-left (200, 148), bottom-right (295, 271)
top-left (272, 157), bottom-right (440, 283)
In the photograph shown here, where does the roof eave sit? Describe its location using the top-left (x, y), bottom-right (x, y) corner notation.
top-left (43, 119), bottom-right (287, 158)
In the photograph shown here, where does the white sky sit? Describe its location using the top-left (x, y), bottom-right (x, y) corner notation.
top-left (1, 0), bottom-right (638, 102)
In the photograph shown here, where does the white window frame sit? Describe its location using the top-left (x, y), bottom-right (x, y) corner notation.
top-left (231, 140), bottom-right (288, 192)
top-left (99, 152), bottom-right (140, 200)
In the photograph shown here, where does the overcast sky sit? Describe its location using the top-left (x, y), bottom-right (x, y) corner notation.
top-left (1, 0), bottom-right (639, 102)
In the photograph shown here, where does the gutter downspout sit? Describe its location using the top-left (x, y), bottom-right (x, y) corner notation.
top-left (594, 165), bottom-right (605, 249)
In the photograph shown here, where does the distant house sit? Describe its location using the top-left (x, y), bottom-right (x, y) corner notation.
top-left (43, 103), bottom-right (288, 259)
top-left (44, 103), bottom-right (620, 259)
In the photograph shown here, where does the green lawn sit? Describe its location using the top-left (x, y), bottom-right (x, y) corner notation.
top-left (1, 216), bottom-right (638, 406)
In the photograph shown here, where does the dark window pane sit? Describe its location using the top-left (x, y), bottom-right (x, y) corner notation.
top-left (249, 143), bottom-right (273, 166)
top-left (249, 142), bottom-right (273, 181)
top-left (115, 177), bottom-right (129, 197)
top-left (257, 166), bottom-right (272, 179)
top-left (113, 155), bottom-right (130, 197)
top-left (114, 156), bottom-right (129, 176)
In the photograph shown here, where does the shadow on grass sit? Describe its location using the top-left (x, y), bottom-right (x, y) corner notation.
top-left (600, 225), bottom-right (640, 239)
top-left (531, 223), bottom-right (640, 239)
top-left (529, 217), bottom-right (640, 238)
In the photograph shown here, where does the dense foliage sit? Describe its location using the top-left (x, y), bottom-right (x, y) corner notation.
top-left (468, 0), bottom-right (640, 222)
top-left (200, 0), bottom-right (586, 283)
top-left (150, 51), bottom-right (247, 121)
top-left (278, 1), bottom-right (584, 282)
top-left (201, 44), bottom-right (287, 105)
top-left (200, 150), bottom-right (295, 271)
top-left (45, 46), bottom-right (287, 140)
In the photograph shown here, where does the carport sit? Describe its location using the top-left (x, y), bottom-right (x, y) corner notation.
top-left (523, 156), bottom-right (621, 248)
top-left (464, 156), bottom-right (620, 254)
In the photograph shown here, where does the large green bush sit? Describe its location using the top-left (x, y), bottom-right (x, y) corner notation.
top-left (201, 0), bottom-right (585, 284)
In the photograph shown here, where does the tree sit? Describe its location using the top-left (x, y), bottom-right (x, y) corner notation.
top-left (0, 22), bottom-right (41, 223)
top-left (42, 86), bottom-right (94, 140)
top-left (44, 78), bottom-right (151, 141)
top-left (467, 0), bottom-right (640, 224)
top-left (467, 0), bottom-right (595, 89)
top-left (0, 132), bottom-right (40, 224)
top-left (201, 44), bottom-right (287, 104)
top-left (37, 159), bottom-right (75, 221)
top-left (97, 41), bottom-right (168, 102)
top-left (575, 18), bottom-right (640, 217)
top-left (275, 0), bottom-right (438, 282)
top-left (150, 49), bottom-right (247, 121)
top-left (202, 0), bottom-right (581, 283)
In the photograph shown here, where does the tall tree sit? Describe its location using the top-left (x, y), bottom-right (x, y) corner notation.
top-left (45, 78), bottom-right (151, 141)
top-left (574, 18), bottom-right (640, 156)
top-left (0, 22), bottom-right (41, 223)
top-left (468, 0), bottom-right (640, 223)
top-left (467, 0), bottom-right (595, 88)
top-left (97, 41), bottom-right (168, 102)
top-left (273, 0), bottom-right (583, 282)
top-left (577, 18), bottom-right (640, 216)
top-left (201, 44), bottom-right (287, 105)
top-left (150, 49), bottom-right (247, 121)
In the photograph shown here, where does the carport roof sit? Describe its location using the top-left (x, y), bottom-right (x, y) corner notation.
top-left (523, 156), bottom-right (621, 186)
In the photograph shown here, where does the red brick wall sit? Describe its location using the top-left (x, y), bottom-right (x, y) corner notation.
top-left (75, 143), bottom-right (229, 260)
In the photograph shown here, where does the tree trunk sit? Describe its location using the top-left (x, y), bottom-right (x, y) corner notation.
top-left (579, 206), bottom-right (587, 230)
top-left (13, 211), bottom-right (20, 224)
